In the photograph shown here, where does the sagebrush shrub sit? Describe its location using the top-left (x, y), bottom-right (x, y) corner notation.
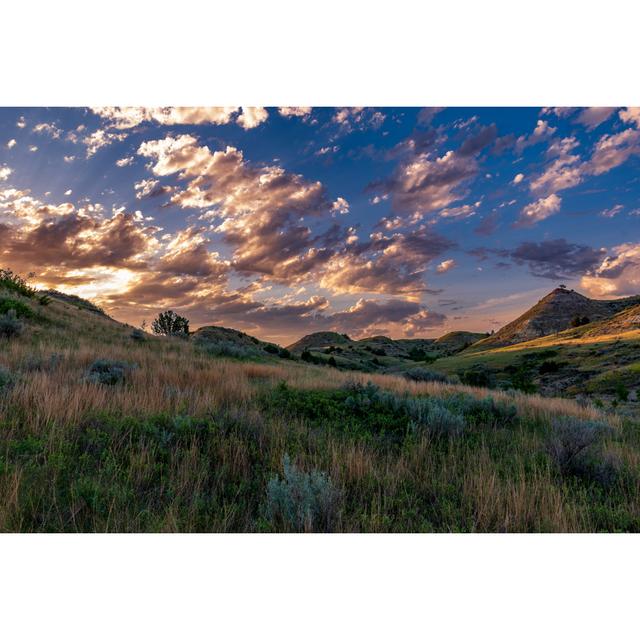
top-left (85, 359), bottom-right (137, 385)
top-left (546, 416), bottom-right (612, 480)
top-left (23, 353), bottom-right (64, 372)
top-left (404, 398), bottom-right (466, 436)
top-left (447, 394), bottom-right (517, 429)
top-left (265, 455), bottom-right (340, 532)
top-left (0, 365), bottom-right (14, 392)
top-left (0, 309), bottom-right (24, 338)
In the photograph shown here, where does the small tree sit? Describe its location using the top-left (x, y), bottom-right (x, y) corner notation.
top-left (152, 310), bottom-right (189, 337)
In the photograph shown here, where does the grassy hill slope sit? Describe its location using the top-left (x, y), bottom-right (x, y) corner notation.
top-left (1, 273), bottom-right (639, 532)
top-left (471, 288), bottom-right (640, 351)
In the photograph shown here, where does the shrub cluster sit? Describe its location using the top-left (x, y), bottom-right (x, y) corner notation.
top-left (0, 268), bottom-right (36, 298)
top-left (265, 455), bottom-right (340, 532)
top-left (85, 359), bottom-right (137, 385)
top-left (0, 365), bottom-right (14, 392)
top-left (23, 353), bottom-right (64, 372)
top-left (0, 309), bottom-right (24, 338)
top-left (546, 416), bottom-right (619, 487)
top-left (0, 297), bottom-right (34, 319)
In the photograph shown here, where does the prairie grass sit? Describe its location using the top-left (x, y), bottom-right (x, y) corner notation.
top-left (0, 293), bottom-right (638, 532)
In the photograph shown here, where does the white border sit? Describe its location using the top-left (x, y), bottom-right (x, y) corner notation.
top-left (1, 534), bottom-right (638, 638)
top-left (2, 0), bottom-right (639, 105)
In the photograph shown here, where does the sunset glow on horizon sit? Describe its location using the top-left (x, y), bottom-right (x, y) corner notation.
top-left (1, 106), bottom-right (639, 344)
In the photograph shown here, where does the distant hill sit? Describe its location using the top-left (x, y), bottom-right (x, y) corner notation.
top-left (193, 325), bottom-right (286, 358)
top-left (434, 331), bottom-right (487, 353)
top-left (286, 331), bottom-right (352, 353)
top-left (285, 329), bottom-right (484, 372)
top-left (471, 287), bottom-right (640, 351)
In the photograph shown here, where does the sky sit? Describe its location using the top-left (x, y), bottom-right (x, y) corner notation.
top-left (1, 106), bottom-right (639, 344)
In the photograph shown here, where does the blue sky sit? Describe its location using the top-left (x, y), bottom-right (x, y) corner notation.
top-left (1, 106), bottom-right (639, 343)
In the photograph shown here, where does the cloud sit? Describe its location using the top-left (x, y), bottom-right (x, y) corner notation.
top-left (373, 149), bottom-right (478, 221)
top-left (417, 107), bottom-right (444, 126)
top-left (83, 129), bottom-right (128, 157)
top-left (29, 145), bottom-right (38, 152)
top-left (515, 193), bottom-right (562, 227)
top-left (278, 107), bottom-right (312, 118)
top-left (320, 228), bottom-right (455, 297)
top-left (0, 204), bottom-right (158, 276)
top-left (6, 139), bottom-right (17, 149)
top-left (333, 108), bottom-right (386, 133)
top-left (514, 119), bottom-right (556, 154)
top-left (581, 243), bottom-right (640, 297)
top-left (540, 107), bottom-right (578, 118)
top-left (509, 239), bottom-right (606, 279)
top-left (513, 173), bottom-right (524, 184)
top-left (32, 122), bottom-right (62, 138)
top-left (16, 116), bottom-right (26, 128)
top-left (91, 107), bottom-right (241, 129)
top-left (436, 259), bottom-right (456, 274)
top-left (116, 156), bottom-right (134, 167)
top-left (137, 134), bottom-right (342, 282)
top-left (587, 128), bottom-right (640, 175)
top-left (235, 107), bottom-right (269, 130)
top-left (574, 107), bottom-right (617, 130)
top-left (134, 178), bottom-right (173, 199)
top-left (331, 197), bottom-right (350, 215)
top-left (458, 124), bottom-right (497, 157)
top-left (0, 166), bottom-right (12, 181)
top-left (600, 204), bottom-right (623, 218)
top-left (619, 107), bottom-right (640, 128)
top-left (529, 137), bottom-right (583, 197)
top-left (64, 155), bottom-right (75, 163)
top-left (91, 106), bottom-right (270, 131)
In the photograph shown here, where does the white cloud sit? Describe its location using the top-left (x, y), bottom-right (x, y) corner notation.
top-left (331, 197), bottom-right (349, 215)
top-left (64, 155), bottom-right (76, 163)
top-left (516, 193), bottom-right (562, 227)
top-left (33, 122), bottom-right (62, 138)
top-left (16, 116), bottom-right (26, 129)
top-left (513, 173), bottom-right (524, 184)
top-left (28, 145), bottom-right (38, 152)
top-left (530, 137), bottom-right (583, 196)
top-left (0, 166), bottom-right (13, 181)
top-left (64, 189), bottom-right (72, 196)
top-left (83, 129), bottom-right (128, 157)
top-left (6, 139), bottom-right (16, 149)
top-left (91, 106), bottom-right (241, 129)
top-left (278, 107), bottom-right (312, 118)
top-left (236, 107), bottom-right (269, 130)
top-left (436, 259), bottom-right (456, 274)
top-left (515, 119), bottom-right (556, 153)
top-left (116, 156), bottom-right (134, 167)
